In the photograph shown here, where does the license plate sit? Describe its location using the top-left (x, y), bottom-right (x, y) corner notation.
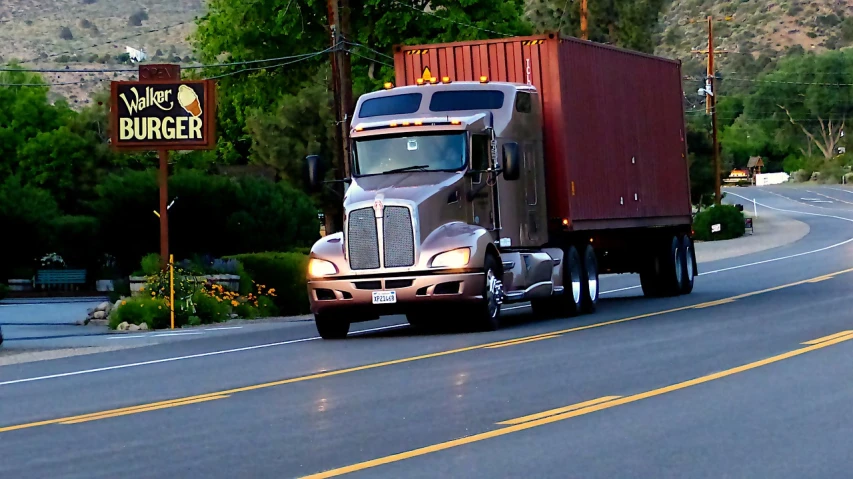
top-left (372, 291), bottom-right (397, 304)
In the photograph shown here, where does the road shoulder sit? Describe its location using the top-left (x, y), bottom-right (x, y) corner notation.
top-left (695, 210), bottom-right (809, 263)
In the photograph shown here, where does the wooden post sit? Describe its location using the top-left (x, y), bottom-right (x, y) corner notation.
top-left (580, 0), bottom-right (589, 40)
top-left (169, 254), bottom-right (175, 329)
top-left (707, 16), bottom-right (722, 206)
top-left (159, 149), bottom-right (170, 268)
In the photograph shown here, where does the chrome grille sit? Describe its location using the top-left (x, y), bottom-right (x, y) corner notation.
top-left (347, 208), bottom-right (380, 270)
top-left (383, 206), bottom-right (415, 268)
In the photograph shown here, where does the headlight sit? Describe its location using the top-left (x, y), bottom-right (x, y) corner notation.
top-left (430, 248), bottom-right (471, 268)
top-left (308, 258), bottom-right (338, 277)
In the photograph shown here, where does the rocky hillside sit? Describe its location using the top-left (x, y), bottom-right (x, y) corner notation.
top-left (656, 0), bottom-right (853, 70)
top-left (0, 0), bottom-right (204, 104)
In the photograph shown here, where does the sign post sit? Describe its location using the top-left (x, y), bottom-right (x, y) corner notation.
top-left (110, 64), bottom-right (216, 271)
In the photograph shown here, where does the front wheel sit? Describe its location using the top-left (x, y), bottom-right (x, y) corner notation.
top-left (470, 254), bottom-right (503, 331)
top-left (315, 313), bottom-right (350, 340)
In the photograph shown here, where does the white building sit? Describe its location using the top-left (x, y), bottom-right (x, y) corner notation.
top-left (126, 46), bottom-right (147, 63)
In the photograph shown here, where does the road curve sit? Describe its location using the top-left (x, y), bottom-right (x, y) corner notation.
top-left (2, 185), bottom-right (853, 478)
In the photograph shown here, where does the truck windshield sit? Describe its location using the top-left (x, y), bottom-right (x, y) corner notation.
top-left (354, 133), bottom-right (467, 176)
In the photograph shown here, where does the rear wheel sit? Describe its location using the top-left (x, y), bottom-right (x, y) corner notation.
top-left (680, 235), bottom-right (696, 294)
top-left (580, 244), bottom-right (599, 313)
top-left (532, 246), bottom-right (583, 318)
top-left (640, 236), bottom-right (685, 298)
top-left (314, 313), bottom-right (350, 340)
top-left (469, 254), bottom-right (503, 331)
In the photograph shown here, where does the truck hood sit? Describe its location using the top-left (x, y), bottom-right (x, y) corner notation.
top-left (345, 171), bottom-right (467, 243)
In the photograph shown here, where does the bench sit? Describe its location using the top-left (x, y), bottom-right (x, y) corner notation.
top-left (35, 270), bottom-right (87, 291)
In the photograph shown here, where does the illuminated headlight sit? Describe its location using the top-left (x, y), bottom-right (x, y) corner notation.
top-left (430, 248), bottom-right (471, 268)
top-left (308, 258), bottom-right (338, 277)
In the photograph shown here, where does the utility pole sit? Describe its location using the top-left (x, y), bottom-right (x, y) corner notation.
top-left (326, 0), bottom-right (353, 233)
top-left (580, 0), bottom-right (589, 40)
top-left (707, 16), bottom-right (722, 206)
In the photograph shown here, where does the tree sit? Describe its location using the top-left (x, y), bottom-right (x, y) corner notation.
top-left (128, 9), bottom-right (149, 27)
top-left (744, 50), bottom-right (853, 161)
top-left (0, 177), bottom-right (60, 277)
top-left (192, 0), bottom-right (531, 164)
top-left (59, 26), bottom-right (73, 40)
top-left (525, 0), bottom-right (666, 53)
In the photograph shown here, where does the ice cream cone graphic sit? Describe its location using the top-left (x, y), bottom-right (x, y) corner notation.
top-left (178, 85), bottom-right (202, 117)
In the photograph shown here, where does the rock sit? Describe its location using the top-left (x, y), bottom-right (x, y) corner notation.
top-left (87, 307), bottom-right (95, 314)
top-left (93, 311), bottom-right (106, 319)
top-left (89, 319), bottom-right (109, 327)
top-left (139, 323), bottom-right (149, 331)
top-left (76, 319), bottom-right (89, 326)
top-left (230, 314), bottom-right (239, 319)
top-left (117, 321), bottom-right (129, 331)
top-left (96, 301), bottom-right (111, 312)
top-left (114, 299), bottom-right (123, 310)
top-left (128, 324), bottom-right (140, 332)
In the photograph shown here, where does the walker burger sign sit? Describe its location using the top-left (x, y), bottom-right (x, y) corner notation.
top-left (110, 79), bottom-right (216, 150)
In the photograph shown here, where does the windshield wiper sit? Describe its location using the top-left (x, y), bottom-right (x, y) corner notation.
top-left (382, 165), bottom-right (430, 174)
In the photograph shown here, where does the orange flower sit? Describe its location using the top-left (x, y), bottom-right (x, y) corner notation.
top-left (231, 300), bottom-right (239, 307)
top-left (121, 301), bottom-right (127, 306)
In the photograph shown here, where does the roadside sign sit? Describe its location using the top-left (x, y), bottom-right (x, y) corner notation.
top-left (110, 77), bottom-right (216, 151)
top-left (711, 224), bottom-right (721, 233)
top-left (745, 217), bottom-right (753, 234)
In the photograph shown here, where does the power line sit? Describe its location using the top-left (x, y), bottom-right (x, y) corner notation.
top-left (391, 0), bottom-right (512, 38)
top-left (23, 21), bottom-right (193, 64)
top-left (341, 40), bottom-right (394, 61)
top-left (203, 46), bottom-right (335, 80)
top-left (345, 49), bottom-right (393, 68)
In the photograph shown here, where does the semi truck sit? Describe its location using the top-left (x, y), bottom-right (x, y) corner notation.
top-left (305, 34), bottom-right (695, 339)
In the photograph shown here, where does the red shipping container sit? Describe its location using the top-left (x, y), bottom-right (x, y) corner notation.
top-left (394, 34), bottom-right (691, 231)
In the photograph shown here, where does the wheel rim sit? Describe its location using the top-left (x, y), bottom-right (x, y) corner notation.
top-left (674, 248), bottom-right (683, 285)
top-left (571, 262), bottom-right (582, 305)
top-left (486, 268), bottom-right (502, 319)
top-left (686, 246), bottom-right (695, 281)
top-left (587, 258), bottom-right (598, 300)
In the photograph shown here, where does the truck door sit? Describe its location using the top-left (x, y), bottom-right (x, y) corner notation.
top-left (470, 134), bottom-right (495, 231)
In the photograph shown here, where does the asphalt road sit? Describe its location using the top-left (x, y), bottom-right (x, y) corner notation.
top-left (3, 185), bottom-right (853, 478)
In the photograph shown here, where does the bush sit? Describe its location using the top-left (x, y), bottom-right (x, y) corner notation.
top-left (192, 291), bottom-right (231, 324)
top-left (257, 295), bottom-right (280, 317)
top-left (229, 252), bottom-right (309, 316)
top-left (693, 205), bottom-right (746, 241)
top-left (109, 297), bottom-right (169, 329)
top-left (791, 169), bottom-right (811, 183)
top-left (52, 215), bottom-right (100, 270)
top-left (235, 302), bottom-right (259, 319)
top-left (59, 26), bottom-right (73, 40)
top-left (819, 165), bottom-right (845, 184)
top-left (140, 253), bottom-right (162, 275)
top-left (0, 284), bottom-right (9, 301)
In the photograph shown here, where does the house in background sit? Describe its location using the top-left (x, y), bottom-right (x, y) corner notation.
top-left (126, 46), bottom-right (147, 63)
top-left (747, 156), bottom-right (764, 177)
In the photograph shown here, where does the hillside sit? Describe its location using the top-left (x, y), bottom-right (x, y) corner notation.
top-left (656, 0), bottom-right (853, 74)
top-left (0, 0), bottom-right (204, 104)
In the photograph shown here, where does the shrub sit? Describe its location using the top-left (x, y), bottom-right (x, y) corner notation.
top-left (188, 316), bottom-right (202, 326)
top-left (819, 165), bottom-right (845, 184)
top-left (0, 284), bottom-right (9, 301)
top-left (792, 169), bottom-right (811, 182)
top-left (109, 297), bottom-right (169, 329)
top-left (235, 302), bottom-right (259, 319)
top-left (229, 253), bottom-right (309, 316)
top-left (140, 253), bottom-right (162, 276)
top-left (844, 172), bottom-right (853, 184)
top-left (192, 291), bottom-right (231, 324)
top-left (59, 27), bottom-right (73, 40)
top-left (128, 9), bottom-right (149, 27)
top-left (258, 295), bottom-right (280, 317)
top-left (693, 205), bottom-right (746, 241)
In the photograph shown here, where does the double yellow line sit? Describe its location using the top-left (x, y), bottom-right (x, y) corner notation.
top-left (3, 267), bottom-right (853, 435)
top-left (302, 330), bottom-right (853, 478)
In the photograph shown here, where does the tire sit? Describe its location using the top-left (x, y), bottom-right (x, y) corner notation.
top-left (641, 236), bottom-right (685, 297)
top-left (680, 235), bottom-right (696, 294)
top-left (314, 313), bottom-right (350, 339)
top-left (580, 244), bottom-right (599, 313)
top-left (406, 313), bottom-right (431, 330)
top-left (470, 254), bottom-right (503, 331)
top-left (532, 246), bottom-right (583, 318)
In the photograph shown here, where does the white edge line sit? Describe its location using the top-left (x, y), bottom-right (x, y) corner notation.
top-left (153, 332), bottom-right (204, 337)
top-left (503, 305), bottom-right (530, 311)
top-left (601, 192), bottom-right (853, 295)
top-left (107, 334), bottom-right (149, 340)
top-left (204, 327), bottom-right (244, 331)
top-left (0, 324), bottom-right (409, 387)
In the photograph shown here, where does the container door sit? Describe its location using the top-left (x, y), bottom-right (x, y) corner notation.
top-left (470, 134), bottom-right (496, 231)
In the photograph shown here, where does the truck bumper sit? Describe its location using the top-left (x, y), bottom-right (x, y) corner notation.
top-left (308, 272), bottom-right (485, 318)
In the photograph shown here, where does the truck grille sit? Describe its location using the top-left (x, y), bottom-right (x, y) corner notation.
top-left (383, 206), bottom-right (415, 268)
top-left (347, 208), bottom-right (380, 270)
top-left (346, 206), bottom-right (415, 270)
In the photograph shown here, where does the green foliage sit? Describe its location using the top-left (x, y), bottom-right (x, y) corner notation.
top-left (228, 252), bottom-right (310, 316)
top-left (235, 302), bottom-right (259, 319)
top-left (188, 316), bottom-right (202, 326)
top-left (193, 0), bottom-right (531, 163)
top-left (818, 164), bottom-right (845, 184)
top-left (257, 295), bottom-right (280, 317)
top-left (109, 296), bottom-right (170, 330)
top-left (192, 291), bottom-right (231, 324)
top-left (0, 176), bottom-right (60, 279)
top-left (140, 253), bottom-right (162, 276)
top-left (791, 169), bottom-right (811, 183)
top-left (693, 205), bottom-right (746, 241)
top-left (52, 215), bottom-right (100, 270)
top-left (0, 283), bottom-right (9, 301)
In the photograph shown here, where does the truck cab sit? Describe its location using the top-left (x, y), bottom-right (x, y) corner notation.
top-left (306, 80), bottom-right (568, 338)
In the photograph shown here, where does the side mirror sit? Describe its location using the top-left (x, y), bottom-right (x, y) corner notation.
top-left (502, 142), bottom-right (520, 181)
top-left (306, 155), bottom-right (324, 192)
